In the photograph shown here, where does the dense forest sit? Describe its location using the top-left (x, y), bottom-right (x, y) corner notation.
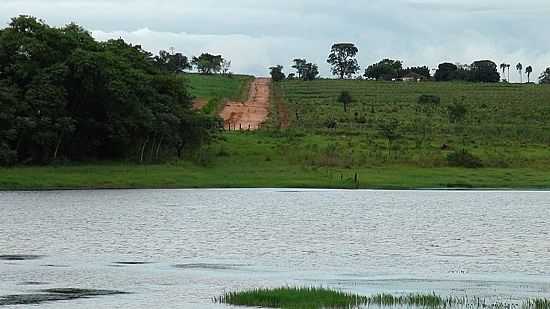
top-left (0, 16), bottom-right (219, 166)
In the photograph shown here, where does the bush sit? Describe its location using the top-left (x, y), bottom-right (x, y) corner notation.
top-left (0, 143), bottom-right (17, 166)
top-left (447, 149), bottom-right (483, 168)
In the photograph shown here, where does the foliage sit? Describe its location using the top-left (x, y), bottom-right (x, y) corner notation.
top-left (434, 61), bottom-right (499, 82)
top-left (364, 59), bottom-right (403, 80)
top-left (270, 65), bottom-right (286, 82)
top-left (216, 287), bottom-right (370, 309)
top-left (402, 66), bottom-right (431, 79)
top-left (447, 98), bottom-right (467, 123)
top-left (0, 15), bottom-right (217, 165)
top-left (327, 43), bottom-right (360, 79)
top-left (447, 149), bottom-right (483, 168)
top-left (337, 90), bottom-right (353, 112)
top-left (417, 95), bottom-right (441, 113)
top-left (191, 53), bottom-right (223, 74)
top-left (154, 50), bottom-right (191, 73)
top-left (525, 65), bottom-right (533, 83)
top-left (470, 60), bottom-right (500, 82)
top-left (539, 68), bottom-right (550, 84)
top-left (434, 62), bottom-right (459, 81)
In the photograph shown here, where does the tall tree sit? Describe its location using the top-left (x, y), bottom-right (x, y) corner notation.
top-left (302, 62), bottom-right (319, 81)
top-left (364, 59), bottom-right (403, 80)
top-left (434, 63), bottom-right (458, 81)
top-left (191, 53), bottom-right (223, 74)
top-left (516, 63), bottom-right (523, 83)
top-left (525, 66), bottom-right (533, 83)
top-left (500, 63), bottom-right (507, 81)
top-left (327, 43), bottom-right (360, 79)
top-left (337, 90), bottom-right (353, 112)
top-left (539, 67), bottom-right (550, 84)
top-left (292, 59), bottom-right (307, 79)
top-left (470, 60), bottom-right (500, 82)
top-left (506, 64), bottom-right (511, 81)
top-left (269, 65), bottom-right (285, 82)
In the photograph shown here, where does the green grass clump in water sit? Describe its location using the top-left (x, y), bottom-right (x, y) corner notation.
top-left (216, 287), bottom-right (456, 309)
top-left (525, 299), bottom-right (550, 309)
top-left (216, 287), bottom-right (368, 309)
top-left (368, 293), bottom-right (445, 307)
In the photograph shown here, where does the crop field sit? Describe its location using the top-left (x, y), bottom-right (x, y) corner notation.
top-left (273, 80), bottom-right (550, 168)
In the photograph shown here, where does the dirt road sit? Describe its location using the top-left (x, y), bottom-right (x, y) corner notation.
top-left (220, 78), bottom-right (271, 130)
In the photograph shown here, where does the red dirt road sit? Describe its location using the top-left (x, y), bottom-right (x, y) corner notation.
top-left (220, 78), bottom-right (271, 130)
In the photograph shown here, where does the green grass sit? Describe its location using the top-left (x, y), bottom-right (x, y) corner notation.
top-left (2, 133), bottom-right (550, 190)
top-left (184, 73), bottom-right (253, 101)
top-left (215, 288), bottom-right (550, 309)
top-left (215, 287), bottom-right (370, 309)
top-left (273, 80), bottom-right (550, 169)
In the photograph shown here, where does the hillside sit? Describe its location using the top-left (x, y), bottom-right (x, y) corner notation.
top-left (271, 80), bottom-right (550, 168)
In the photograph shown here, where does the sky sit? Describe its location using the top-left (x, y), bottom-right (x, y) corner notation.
top-left (1, 0), bottom-right (550, 80)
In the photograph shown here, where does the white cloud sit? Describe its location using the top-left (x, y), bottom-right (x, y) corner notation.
top-left (1, 0), bottom-right (550, 80)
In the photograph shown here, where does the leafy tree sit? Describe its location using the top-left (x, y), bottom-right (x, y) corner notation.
top-left (191, 53), bottom-right (223, 74)
top-left (364, 59), bottom-right (403, 80)
top-left (434, 63), bottom-right (458, 81)
top-left (302, 62), bottom-right (319, 81)
top-left (402, 66), bottom-right (431, 79)
top-left (500, 63), bottom-right (507, 81)
top-left (269, 65), bottom-right (285, 82)
top-left (337, 91), bottom-right (353, 112)
top-left (154, 50), bottom-right (191, 73)
top-left (221, 59), bottom-right (231, 75)
top-left (516, 63), bottom-right (523, 83)
top-left (525, 66), bottom-right (533, 83)
top-left (377, 118), bottom-right (401, 159)
top-left (292, 59), bottom-right (307, 79)
top-left (469, 60), bottom-right (500, 82)
top-left (0, 15), bottom-right (217, 165)
top-left (327, 43), bottom-right (360, 79)
top-left (539, 67), bottom-right (550, 84)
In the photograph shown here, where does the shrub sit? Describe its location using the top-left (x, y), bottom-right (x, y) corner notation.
top-left (447, 149), bottom-right (483, 168)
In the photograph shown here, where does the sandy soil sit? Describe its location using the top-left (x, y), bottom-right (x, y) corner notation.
top-left (220, 78), bottom-right (271, 131)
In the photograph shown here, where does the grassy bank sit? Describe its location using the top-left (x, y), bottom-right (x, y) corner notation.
top-left (2, 133), bottom-right (550, 190)
top-left (185, 73), bottom-right (253, 101)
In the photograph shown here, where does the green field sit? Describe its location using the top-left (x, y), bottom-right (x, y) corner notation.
top-left (2, 76), bottom-right (550, 190)
top-left (273, 80), bottom-right (550, 168)
top-left (185, 73), bottom-right (253, 101)
top-left (2, 133), bottom-right (550, 190)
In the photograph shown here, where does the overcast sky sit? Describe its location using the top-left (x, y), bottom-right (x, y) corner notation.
top-left (2, 0), bottom-right (550, 80)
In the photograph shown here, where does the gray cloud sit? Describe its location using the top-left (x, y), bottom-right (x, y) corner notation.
top-left (1, 0), bottom-right (549, 80)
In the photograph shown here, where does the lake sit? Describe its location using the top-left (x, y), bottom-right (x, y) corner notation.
top-left (0, 189), bottom-right (549, 308)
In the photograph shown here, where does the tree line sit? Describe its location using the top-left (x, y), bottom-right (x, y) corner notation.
top-left (271, 43), bottom-right (550, 84)
top-left (0, 16), bottom-right (221, 166)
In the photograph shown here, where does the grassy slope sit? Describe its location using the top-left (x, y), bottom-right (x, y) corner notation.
top-left (185, 73), bottom-right (253, 101)
top-left (2, 77), bottom-right (550, 190)
top-left (275, 80), bottom-right (550, 168)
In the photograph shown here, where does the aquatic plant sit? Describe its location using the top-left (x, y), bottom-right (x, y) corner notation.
top-left (215, 287), bottom-right (368, 308)
top-left (525, 298), bottom-right (550, 309)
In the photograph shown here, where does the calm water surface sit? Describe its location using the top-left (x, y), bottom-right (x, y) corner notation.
top-left (0, 189), bottom-right (549, 308)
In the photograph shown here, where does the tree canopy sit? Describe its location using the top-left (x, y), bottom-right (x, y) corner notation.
top-left (269, 65), bottom-right (285, 82)
top-left (0, 16), bottom-right (218, 166)
top-left (192, 53), bottom-right (223, 74)
top-left (327, 43), bottom-right (360, 79)
top-left (364, 59), bottom-right (403, 80)
top-left (539, 68), bottom-right (550, 84)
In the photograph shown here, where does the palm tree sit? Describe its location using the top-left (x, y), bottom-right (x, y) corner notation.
top-left (526, 66), bottom-right (533, 83)
top-left (500, 63), bottom-right (507, 81)
top-left (516, 63), bottom-right (523, 83)
top-left (506, 64), bottom-right (511, 81)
